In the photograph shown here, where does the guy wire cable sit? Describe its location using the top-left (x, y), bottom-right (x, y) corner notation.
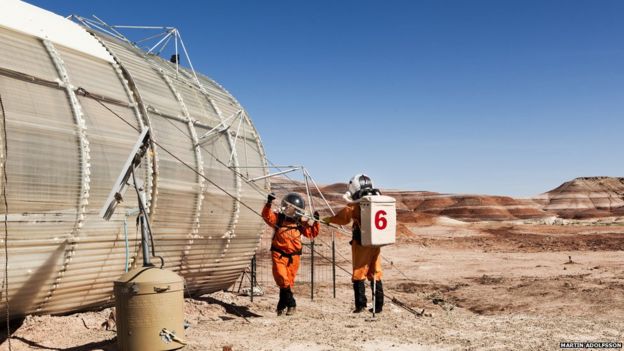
top-left (0, 94), bottom-right (12, 349)
top-left (82, 87), bottom-right (422, 315)
top-left (78, 88), bottom-right (424, 317)
top-left (82, 87), bottom-right (421, 316)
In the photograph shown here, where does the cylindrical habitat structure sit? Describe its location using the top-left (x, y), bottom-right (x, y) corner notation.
top-left (0, 1), bottom-right (269, 318)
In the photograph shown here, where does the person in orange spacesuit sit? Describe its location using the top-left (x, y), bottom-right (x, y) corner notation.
top-left (262, 192), bottom-right (320, 316)
top-left (322, 174), bottom-right (384, 313)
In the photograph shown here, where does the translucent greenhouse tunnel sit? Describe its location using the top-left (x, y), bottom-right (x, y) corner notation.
top-left (0, 0), bottom-right (269, 317)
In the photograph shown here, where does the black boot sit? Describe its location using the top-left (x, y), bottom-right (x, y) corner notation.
top-left (277, 288), bottom-right (288, 315)
top-left (352, 280), bottom-right (367, 313)
top-left (370, 280), bottom-right (384, 313)
top-left (286, 287), bottom-right (297, 315)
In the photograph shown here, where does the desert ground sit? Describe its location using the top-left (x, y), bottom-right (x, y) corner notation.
top-left (1, 217), bottom-right (623, 351)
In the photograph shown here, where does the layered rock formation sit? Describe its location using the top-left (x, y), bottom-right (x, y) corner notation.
top-left (394, 193), bottom-right (549, 222)
top-left (269, 176), bottom-right (624, 223)
top-left (535, 177), bottom-right (624, 219)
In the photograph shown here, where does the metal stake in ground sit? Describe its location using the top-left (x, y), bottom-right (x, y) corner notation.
top-left (332, 237), bottom-right (336, 298)
top-left (251, 254), bottom-right (256, 303)
top-left (311, 240), bottom-right (315, 300)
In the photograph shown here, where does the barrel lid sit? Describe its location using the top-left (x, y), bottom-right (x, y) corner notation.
top-left (115, 267), bottom-right (184, 285)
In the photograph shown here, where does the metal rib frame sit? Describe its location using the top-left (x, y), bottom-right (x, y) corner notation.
top-left (38, 39), bottom-right (92, 313)
top-left (158, 71), bottom-right (205, 274)
top-left (107, 59), bottom-right (160, 224)
top-left (87, 30), bottom-right (158, 272)
top-left (199, 76), bottom-right (270, 254)
top-left (175, 68), bottom-right (244, 268)
top-left (201, 94), bottom-right (240, 265)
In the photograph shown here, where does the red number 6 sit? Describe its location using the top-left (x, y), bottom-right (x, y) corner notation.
top-left (374, 210), bottom-right (387, 230)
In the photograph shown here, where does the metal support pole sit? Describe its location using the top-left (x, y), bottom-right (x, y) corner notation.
top-left (236, 271), bottom-right (244, 294)
top-left (310, 240), bottom-right (315, 301)
top-left (250, 254), bottom-right (256, 303)
top-left (123, 216), bottom-right (129, 272)
top-left (132, 167), bottom-right (152, 267)
top-left (303, 170), bottom-right (314, 215)
top-left (248, 168), bottom-right (299, 182)
top-left (139, 213), bottom-right (151, 267)
top-left (332, 235), bottom-right (336, 298)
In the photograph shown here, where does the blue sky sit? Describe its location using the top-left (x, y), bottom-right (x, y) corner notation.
top-left (29, 0), bottom-right (624, 196)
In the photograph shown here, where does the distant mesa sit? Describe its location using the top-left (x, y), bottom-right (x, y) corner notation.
top-left (536, 176), bottom-right (624, 219)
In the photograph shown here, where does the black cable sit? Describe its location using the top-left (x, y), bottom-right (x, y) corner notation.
top-left (0, 94), bottom-right (12, 349)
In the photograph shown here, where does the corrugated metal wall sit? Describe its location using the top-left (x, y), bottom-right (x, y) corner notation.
top-left (0, 24), bottom-right (268, 317)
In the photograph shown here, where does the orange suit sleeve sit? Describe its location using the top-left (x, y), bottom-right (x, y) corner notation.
top-left (326, 205), bottom-right (354, 225)
top-left (302, 221), bottom-right (320, 239)
top-left (262, 203), bottom-right (277, 228)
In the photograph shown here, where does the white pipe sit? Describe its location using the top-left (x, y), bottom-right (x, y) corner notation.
top-left (249, 168), bottom-right (299, 182)
top-left (147, 30), bottom-right (173, 54)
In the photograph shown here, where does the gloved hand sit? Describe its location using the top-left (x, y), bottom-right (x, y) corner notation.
top-left (267, 192), bottom-right (276, 204)
top-left (301, 212), bottom-right (319, 225)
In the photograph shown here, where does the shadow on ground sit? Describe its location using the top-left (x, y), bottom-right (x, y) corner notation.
top-left (196, 295), bottom-right (263, 318)
top-left (8, 336), bottom-right (115, 351)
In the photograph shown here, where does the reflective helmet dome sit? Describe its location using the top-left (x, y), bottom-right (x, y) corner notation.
top-left (280, 193), bottom-right (305, 219)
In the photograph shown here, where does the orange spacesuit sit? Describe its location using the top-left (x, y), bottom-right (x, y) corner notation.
top-left (262, 192), bottom-right (319, 315)
top-left (323, 173), bottom-right (384, 313)
top-left (325, 203), bottom-right (382, 282)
